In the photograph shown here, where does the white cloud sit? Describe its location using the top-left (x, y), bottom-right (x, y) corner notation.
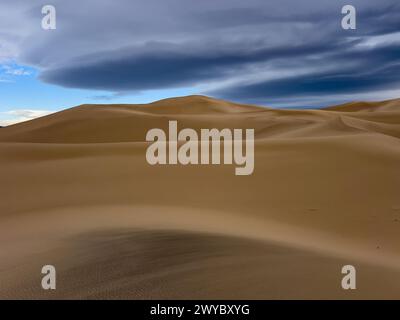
top-left (0, 109), bottom-right (53, 126)
top-left (356, 31), bottom-right (400, 48)
top-left (2, 65), bottom-right (32, 76)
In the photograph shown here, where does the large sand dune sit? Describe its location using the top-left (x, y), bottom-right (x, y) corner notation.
top-left (0, 95), bottom-right (400, 299)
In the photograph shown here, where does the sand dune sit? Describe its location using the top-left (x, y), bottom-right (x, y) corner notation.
top-left (326, 99), bottom-right (400, 112)
top-left (0, 95), bottom-right (400, 299)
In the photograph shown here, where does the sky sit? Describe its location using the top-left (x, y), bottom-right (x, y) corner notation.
top-left (0, 0), bottom-right (399, 125)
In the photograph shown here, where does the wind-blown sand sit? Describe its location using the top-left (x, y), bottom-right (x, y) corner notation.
top-left (0, 95), bottom-right (399, 299)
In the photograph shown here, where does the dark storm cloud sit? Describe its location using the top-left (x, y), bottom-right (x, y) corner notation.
top-left (211, 58), bottom-right (400, 101)
top-left (39, 40), bottom-right (348, 91)
top-left (2, 0), bottom-right (400, 106)
top-left (210, 43), bottom-right (400, 103)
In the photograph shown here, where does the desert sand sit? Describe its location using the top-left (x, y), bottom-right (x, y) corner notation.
top-left (0, 95), bottom-right (399, 299)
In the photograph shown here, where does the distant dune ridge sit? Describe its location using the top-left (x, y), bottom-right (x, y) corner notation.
top-left (0, 95), bottom-right (400, 299)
